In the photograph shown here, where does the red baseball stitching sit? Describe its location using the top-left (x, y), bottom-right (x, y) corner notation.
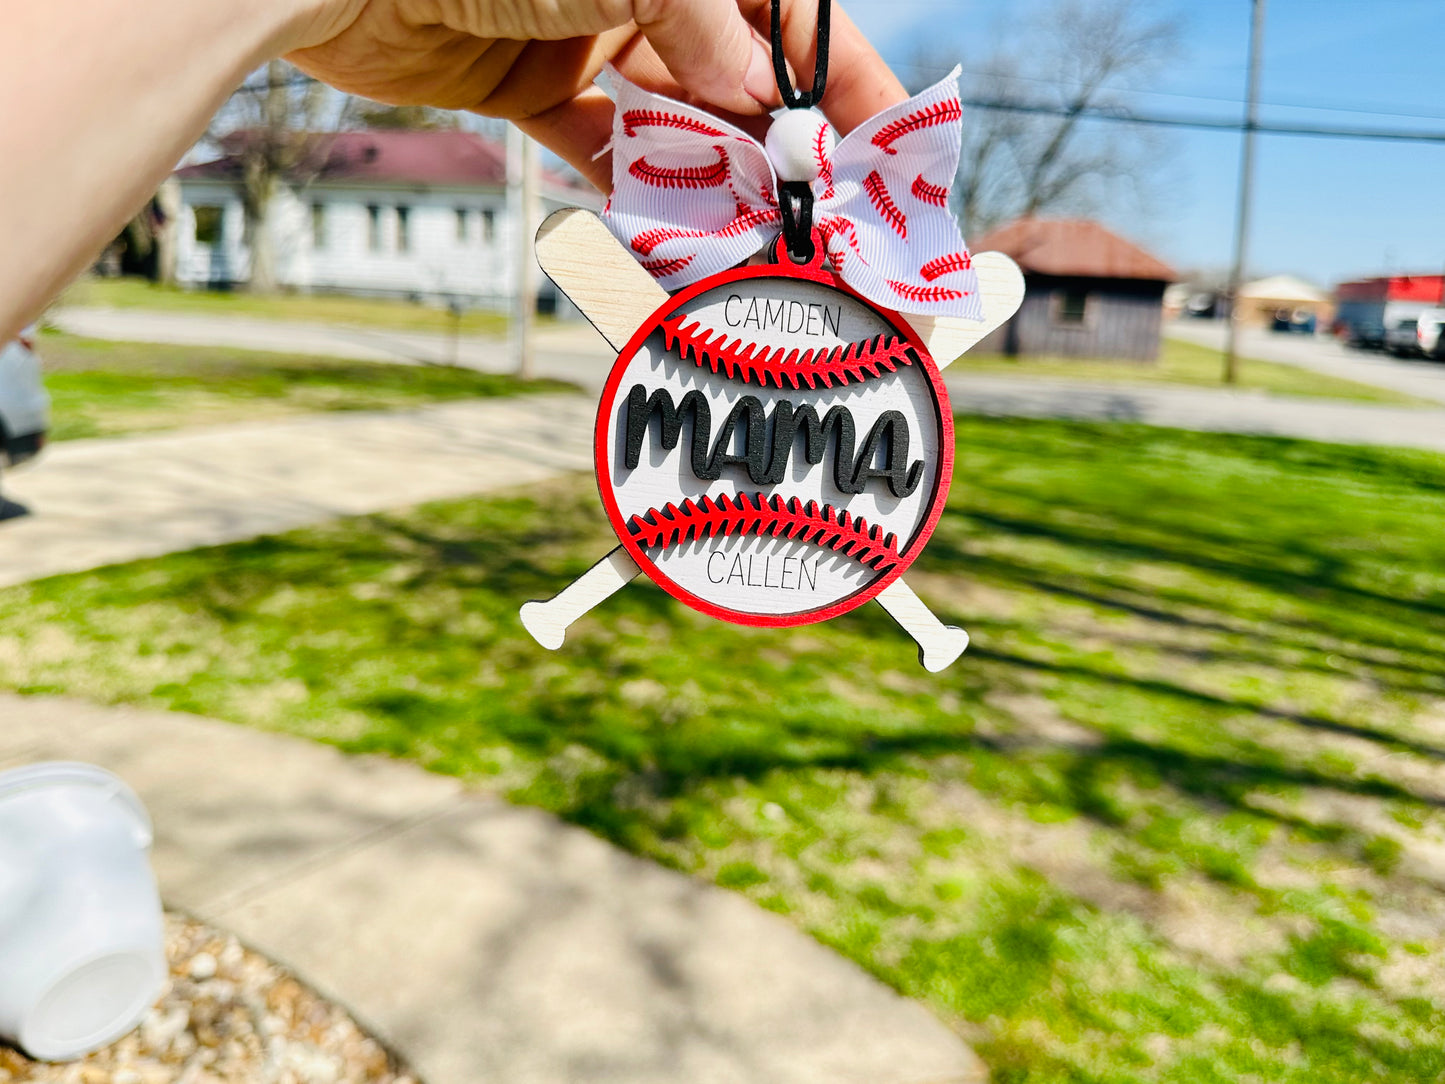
top-left (889, 280), bottom-right (967, 304)
top-left (629, 148), bottom-right (730, 189)
top-left (627, 493), bottom-right (904, 573)
top-left (816, 216), bottom-right (868, 272)
top-left (864, 171), bottom-right (907, 238)
top-left (872, 100), bottom-right (963, 155)
top-left (814, 124), bottom-right (835, 200)
top-left (911, 175), bottom-right (951, 207)
top-left (639, 254), bottom-right (696, 277)
top-left (630, 208), bottom-right (780, 256)
top-left (662, 312), bottom-right (919, 390)
top-left (724, 173), bottom-right (753, 220)
top-left (920, 252), bottom-right (972, 281)
top-left (622, 110), bottom-right (727, 139)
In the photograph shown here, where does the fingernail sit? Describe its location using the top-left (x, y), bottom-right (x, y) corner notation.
top-left (745, 38), bottom-right (779, 106)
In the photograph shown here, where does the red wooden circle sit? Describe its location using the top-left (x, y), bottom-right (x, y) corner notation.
top-left (594, 256), bottom-right (954, 628)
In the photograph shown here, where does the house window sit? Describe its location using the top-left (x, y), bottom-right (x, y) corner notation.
top-left (192, 206), bottom-right (223, 245)
top-left (396, 205), bottom-right (411, 252)
top-left (311, 203), bottom-right (326, 250)
top-left (1053, 289), bottom-right (1090, 326)
top-left (366, 204), bottom-right (383, 252)
top-left (455, 207), bottom-right (469, 242)
top-left (481, 208), bottom-right (495, 244)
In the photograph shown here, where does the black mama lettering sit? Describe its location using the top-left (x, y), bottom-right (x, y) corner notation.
top-left (723, 295), bottom-right (843, 338)
top-left (623, 386), bottom-right (925, 498)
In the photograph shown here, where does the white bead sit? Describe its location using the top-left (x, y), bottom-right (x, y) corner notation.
top-left (765, 108), bottom-right (834, 184)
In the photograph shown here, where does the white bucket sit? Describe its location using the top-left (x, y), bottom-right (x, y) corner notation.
top-left (0, 762), bottom-right (166, 1061)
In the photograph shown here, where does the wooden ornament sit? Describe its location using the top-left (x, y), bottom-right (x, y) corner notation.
top-left (522, 209), bottom-right (1025, 670)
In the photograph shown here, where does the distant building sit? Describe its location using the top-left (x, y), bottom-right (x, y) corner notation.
top-left (1334, 274), bottom-right (1445, 346)
top-left (971, 218), bottom-right (1176, 361)
top-left (1236, 274), bottom-right (1331, 331)
top-left (172, 130), bottom-right (599, 308)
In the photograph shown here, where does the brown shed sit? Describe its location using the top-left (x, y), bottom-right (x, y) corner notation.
top-left (972, 218), bottom-right (1176, 361)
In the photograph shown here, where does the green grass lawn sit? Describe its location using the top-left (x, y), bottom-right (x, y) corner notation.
top-left (56, 277), bottom-right (518, 336)
top-left (954, 337), bottom-right (1427, 405)
top-left (39, 333), bottom-right (570, 441)
top-left (3, 418), bottom-right (1445, 1082)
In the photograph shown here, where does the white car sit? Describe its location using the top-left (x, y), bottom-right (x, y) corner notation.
top-left (0, 326), bottom-right (50, 517)
top-left (1417, 308), bottom-right (1445, 360)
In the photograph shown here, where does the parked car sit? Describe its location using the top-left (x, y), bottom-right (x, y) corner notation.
top-left (1417, 308), bottom-right (1445, 360)
top-left (1385, 317), bottom-right (1421, 357)
top-left (1271, 308), bottom-right (1316, 335)
top-left (0, 326), bottom-right (50, 519)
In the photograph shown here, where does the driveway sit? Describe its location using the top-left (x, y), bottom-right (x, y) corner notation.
top-left (1167, 319), bottom-right (1445, 405)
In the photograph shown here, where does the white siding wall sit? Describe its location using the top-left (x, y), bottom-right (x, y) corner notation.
top-left (302, 186), bottom-right (511, 302)
top-left (175, 179), bottom-right (579, 310)
top-left (176, 188), bottom-right (249, 286)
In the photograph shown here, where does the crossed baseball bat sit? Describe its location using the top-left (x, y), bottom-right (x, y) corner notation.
top-left (520, 209), bottom-right (1024, 672)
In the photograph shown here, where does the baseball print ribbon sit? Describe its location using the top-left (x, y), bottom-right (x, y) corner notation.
top-left (601, 67), bottom-right (984, 321)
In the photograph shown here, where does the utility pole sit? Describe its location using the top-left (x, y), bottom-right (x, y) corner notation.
top-left (507, 125), bottom-right (539, 380)
top-left (1223, 0), bottom-right (1266, 384)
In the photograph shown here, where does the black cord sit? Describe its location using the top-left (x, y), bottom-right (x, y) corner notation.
top-left (770, 0), bottom-right (831, 263)
top-left (777, 181), bottom-right (816, 262)
top-left (770, 0), bottom-right (831, 109)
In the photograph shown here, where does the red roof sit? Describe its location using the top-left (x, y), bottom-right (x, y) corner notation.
top-left (971, 218), bottom-right (1176, 282)
top-left (177, 129), bottom-right (589, 194)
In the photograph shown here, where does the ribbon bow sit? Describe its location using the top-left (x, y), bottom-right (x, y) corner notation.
top-left (601, 67), bottom-right (983, 321)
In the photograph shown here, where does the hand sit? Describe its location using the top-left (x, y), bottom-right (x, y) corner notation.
top-left (285, 0), bottom-right (906, 189)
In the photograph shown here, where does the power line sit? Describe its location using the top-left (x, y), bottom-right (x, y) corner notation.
top-left (958, 95), bottom-right (1445, 143)
top-left (901, 65), bottom-right (1445, 124)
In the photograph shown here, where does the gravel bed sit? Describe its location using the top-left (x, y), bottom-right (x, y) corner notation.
top-left (1, 915), bottom-right (417, 1084)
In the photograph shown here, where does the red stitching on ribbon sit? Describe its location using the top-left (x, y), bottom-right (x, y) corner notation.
top-left (889, 280), bottom-right (967, 304)
top-left (622, 110), bottom-right (727, 139)
top-left (639, 254), bottom-right (696, 277)
top-left (864, 171), bottom-right (907, 238)
top-left (816, 216), bottom-right (868, 272)
top-left (630, 208), bottom-right (780, 256)
top-left (662, 312), bottom-right (918, 390)
top-left (872, 100), bottom-right (963, 155)
top-left (630, 148), bottom-right (730, 189)
top-left (919, 252), bottom-right (972, 281)
top-left (911, 175), bottom-right (950, 207)
top-left (627, 493), bottom-right (904, 572)
top-left (815, 124), bottom-right (835, 200)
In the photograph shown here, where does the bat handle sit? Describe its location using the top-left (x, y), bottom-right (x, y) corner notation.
top-left (875, 580), bottom-right (969, 673)
top-left (520, 547), bottom-right (642, 650)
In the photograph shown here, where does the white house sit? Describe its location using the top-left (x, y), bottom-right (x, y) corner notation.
top-left (173, 130), bottom-right (599, 309)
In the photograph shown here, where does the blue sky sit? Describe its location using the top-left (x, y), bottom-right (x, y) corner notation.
top-left (844, 0), bottom-right (1445, 286)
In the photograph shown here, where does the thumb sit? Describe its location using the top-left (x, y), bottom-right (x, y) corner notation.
top-left (632, 0), bottom-right (780, 113)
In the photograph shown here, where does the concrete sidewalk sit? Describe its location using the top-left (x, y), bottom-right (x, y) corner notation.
top-left (0, 694), bottom-right (985, 1084)
top-left (0, 395), bottom-right (593, 587)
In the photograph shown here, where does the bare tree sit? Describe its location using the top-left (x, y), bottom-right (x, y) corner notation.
top-left (206, 61), bottom-right (342, 294)
top-left (913, 0), bottom-right (1179, 237)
